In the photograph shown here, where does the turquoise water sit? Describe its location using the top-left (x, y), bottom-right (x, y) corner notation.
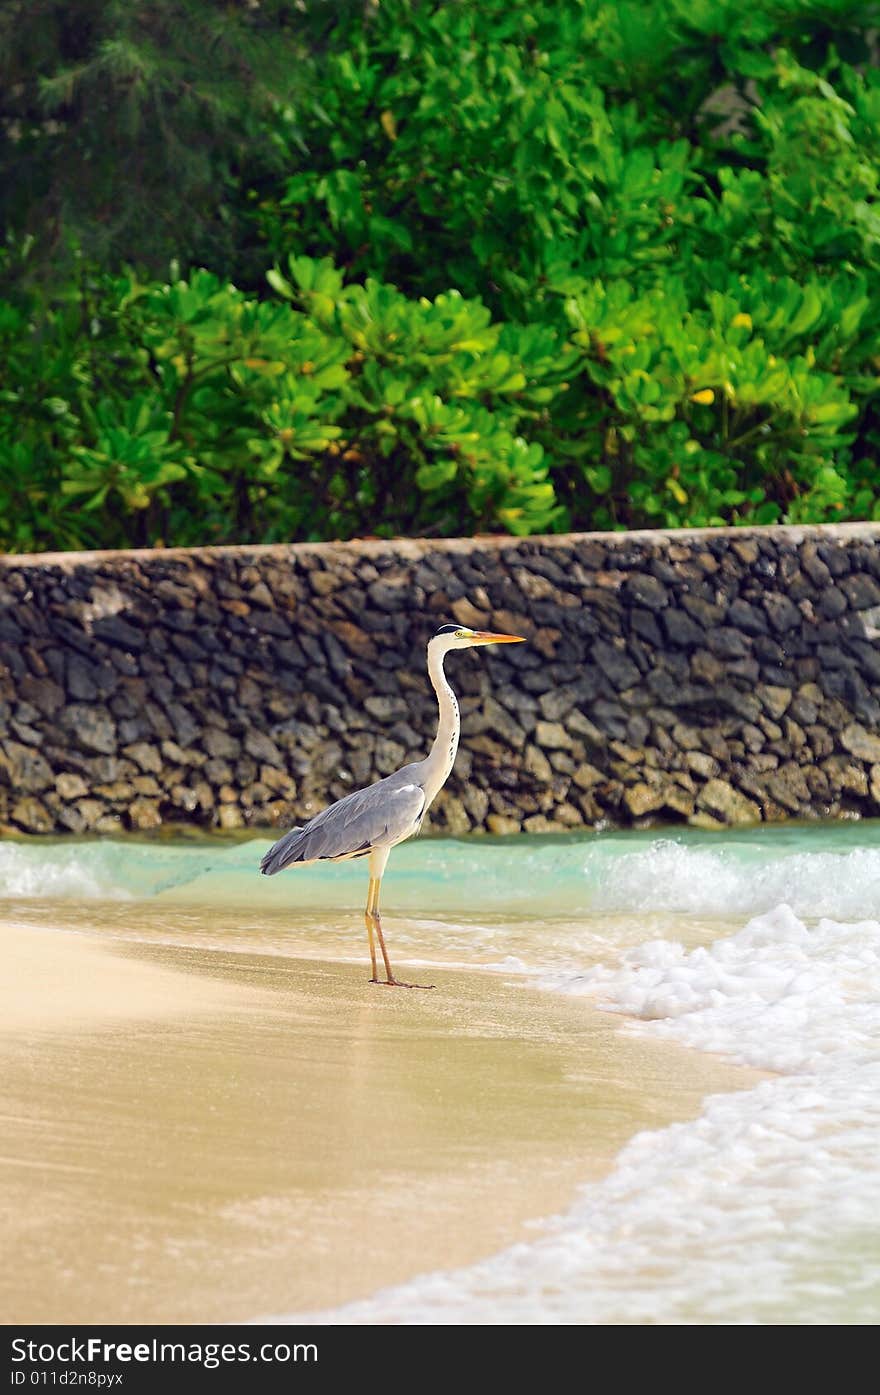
top-left (4, 820), bottom-right (880, 1324)
top-left (4, 818), bottom-right (880, 916)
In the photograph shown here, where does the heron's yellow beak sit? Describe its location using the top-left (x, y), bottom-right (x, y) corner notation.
top-left (469, 631), bottom-right (527, 645)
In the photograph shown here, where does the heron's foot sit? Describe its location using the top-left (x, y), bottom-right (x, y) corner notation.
top-left (369, 976), bottom-right (435, 990)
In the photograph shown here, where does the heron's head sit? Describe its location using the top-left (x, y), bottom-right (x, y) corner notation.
top-left (429, 623), bottom-right (526, 652)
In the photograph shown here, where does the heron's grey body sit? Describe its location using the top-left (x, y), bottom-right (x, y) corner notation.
top-left (258, 767), bottom-right (427, 874)
top-left (259, 623), bottom-right (524, 986)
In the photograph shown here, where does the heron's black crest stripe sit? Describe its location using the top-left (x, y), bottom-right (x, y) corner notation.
top-left (434, 624), bottom-right (459, 636)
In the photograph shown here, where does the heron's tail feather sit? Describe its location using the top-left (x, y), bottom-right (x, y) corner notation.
top-left (260, 826), bottom-right (305, 875)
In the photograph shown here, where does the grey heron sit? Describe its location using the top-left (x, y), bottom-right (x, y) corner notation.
top-left (260, 624), bottom-right (526, 987)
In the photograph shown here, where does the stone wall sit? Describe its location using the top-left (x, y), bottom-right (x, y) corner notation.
top-left (1, 524), bottom-right (879, 837)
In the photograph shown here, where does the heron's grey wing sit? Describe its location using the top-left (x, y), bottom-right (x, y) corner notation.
top-left (260, 779), bottom-right (425, 875)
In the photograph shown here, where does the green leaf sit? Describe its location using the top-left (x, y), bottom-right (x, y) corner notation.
top-left (415, 460), bottom-right (458, 490)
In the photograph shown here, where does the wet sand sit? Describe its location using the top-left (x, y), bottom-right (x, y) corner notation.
top-left (1, 920), bottom-right (759, 1324)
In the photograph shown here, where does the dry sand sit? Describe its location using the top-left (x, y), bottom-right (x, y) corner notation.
top-left (1, 920), bottom-right (759, 1324)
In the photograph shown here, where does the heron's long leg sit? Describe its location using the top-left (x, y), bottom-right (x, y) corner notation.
top-left (365, 877), bottom-right (379, 982)
top-left (369, 877), bottom-right (395, 982)
top-left (370, 877), bottom-right (434, 990)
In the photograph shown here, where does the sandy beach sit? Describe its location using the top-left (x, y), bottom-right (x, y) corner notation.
top-left (1, 918), bottom-right (759, 1325)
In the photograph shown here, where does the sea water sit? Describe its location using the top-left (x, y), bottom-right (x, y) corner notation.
top-left (3, 821), bottom-right (880, 1324)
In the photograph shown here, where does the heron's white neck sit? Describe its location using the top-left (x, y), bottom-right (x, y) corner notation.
top-left (422, 641), bottom-right (461, 808)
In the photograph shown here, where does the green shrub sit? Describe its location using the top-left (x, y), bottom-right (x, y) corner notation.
top-left (555, 269), bottom-right (877, 529)
top-left (0, 258), bottom-right (575, 549)
top-left (2, 0), bottom-right (879, 552)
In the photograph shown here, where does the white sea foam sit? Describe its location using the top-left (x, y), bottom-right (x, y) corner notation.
top-left (539, 902), bottom-right (880, 1071)
top-left (579, 838), bottom-right (880, 922)
top-left (270, 903), bottom-right (880, 1325)
top-left (0, 841), bottom-right (131, 900)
